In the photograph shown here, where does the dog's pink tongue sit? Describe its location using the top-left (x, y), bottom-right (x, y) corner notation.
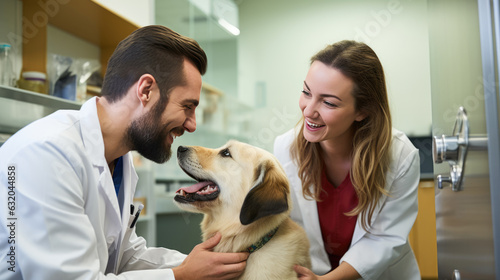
top-left (177, 181), bottom-right (215, 194)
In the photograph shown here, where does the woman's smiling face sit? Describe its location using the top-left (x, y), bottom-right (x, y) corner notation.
top-left (299, 61), bottom-right (365, 144)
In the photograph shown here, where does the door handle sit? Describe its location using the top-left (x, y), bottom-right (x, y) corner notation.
top-left (433, 107), bottom-right (488, 191)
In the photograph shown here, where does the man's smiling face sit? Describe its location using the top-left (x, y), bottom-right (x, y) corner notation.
top-left (127, 59), bottom-right (202, 163)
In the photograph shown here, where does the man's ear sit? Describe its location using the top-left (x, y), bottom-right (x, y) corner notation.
top-left (239, 161), bottom-right (289, 225)
top-left (136, 74), bottom-right (157, 106)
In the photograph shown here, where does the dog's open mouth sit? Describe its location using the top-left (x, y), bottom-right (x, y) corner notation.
top-left (174, 181), bottom-right (220, 203)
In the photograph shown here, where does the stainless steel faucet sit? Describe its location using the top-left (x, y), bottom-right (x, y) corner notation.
top-left (433, 107), bottom-right (488, 191)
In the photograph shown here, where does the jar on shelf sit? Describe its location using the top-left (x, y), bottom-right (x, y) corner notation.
top-left (0, 43), bottom-right (16, 87)
top-left (17, 71), bottom-right (48, 94)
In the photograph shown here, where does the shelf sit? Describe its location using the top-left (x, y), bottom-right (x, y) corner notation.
top-left (0, 85), bottom-right (82, 135)
top-left (0, 85), bottom-right (81, 110)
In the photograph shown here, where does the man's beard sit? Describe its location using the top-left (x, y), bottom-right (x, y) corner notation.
top-left (125, 107), bottom-right (183, 164)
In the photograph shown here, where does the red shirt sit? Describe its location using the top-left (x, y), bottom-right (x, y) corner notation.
top-left (316, 170), bottom-right (359, 270)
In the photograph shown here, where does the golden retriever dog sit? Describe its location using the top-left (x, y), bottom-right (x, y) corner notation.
top-left (174, 140), bottom-right (311, 279)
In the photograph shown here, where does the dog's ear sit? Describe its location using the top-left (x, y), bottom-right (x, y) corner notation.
top-left (240, 161), bottom-right (289, 225)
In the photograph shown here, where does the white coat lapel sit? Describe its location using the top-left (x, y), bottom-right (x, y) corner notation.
top-left (350, 164), bottom-right (396, 246)
top-left (286, 163), bottom-right (330, 267)
top-left (115, 153), bottom-right (139, 272)
top-left (118, 153), bottom-right (138, 241)
top-left (292, 181), bottom-right (323, 245)
top-left (79, 97), bottom-right (122, 236)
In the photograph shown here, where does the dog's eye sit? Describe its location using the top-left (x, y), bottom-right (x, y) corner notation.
top-left (220, 148), bottom-right (232, 158)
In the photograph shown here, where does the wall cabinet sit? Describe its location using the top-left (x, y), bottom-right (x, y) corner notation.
top-left (409, 180), bottom-right (438, 280)
top-left (21, 0), bottom-right (140, 75)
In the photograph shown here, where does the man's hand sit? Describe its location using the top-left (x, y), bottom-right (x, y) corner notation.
top-left (173, 232), bottom-right (249, 280)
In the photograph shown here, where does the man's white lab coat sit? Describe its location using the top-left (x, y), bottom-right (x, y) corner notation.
top-left (0, 97), bottom-right (186, 279)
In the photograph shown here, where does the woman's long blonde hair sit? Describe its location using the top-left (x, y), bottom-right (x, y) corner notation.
top-left (290, 40), bottom-right (392, 231)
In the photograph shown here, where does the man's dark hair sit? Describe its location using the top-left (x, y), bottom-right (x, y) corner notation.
top-left (100, 25), bottom-right (207, 103)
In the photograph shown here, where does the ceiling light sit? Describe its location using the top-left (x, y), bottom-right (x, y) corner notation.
top-left (217, 18), bottom-right (240, 36)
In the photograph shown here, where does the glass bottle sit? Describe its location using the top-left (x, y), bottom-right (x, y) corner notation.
top-left (0, 43), bottom-right (16, 87)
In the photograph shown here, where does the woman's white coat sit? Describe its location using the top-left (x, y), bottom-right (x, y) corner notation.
top-left (274, 128), bottom-right (421, 280)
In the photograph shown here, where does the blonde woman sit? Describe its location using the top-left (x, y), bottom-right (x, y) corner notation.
top-left (273, 40), bottom-right (421, 280)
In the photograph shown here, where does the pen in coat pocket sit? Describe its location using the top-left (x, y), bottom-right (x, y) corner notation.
top-left (130, 204), bottom-right (143, 228)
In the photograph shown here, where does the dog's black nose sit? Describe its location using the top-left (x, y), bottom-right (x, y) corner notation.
top-left (178, 146), bottom-right (189, 153)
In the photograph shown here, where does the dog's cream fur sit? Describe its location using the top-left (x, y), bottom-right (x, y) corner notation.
top-left (174, 140), bottom-right (311, 280)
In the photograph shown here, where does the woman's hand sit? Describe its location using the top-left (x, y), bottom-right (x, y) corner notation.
top-left (295, 262), bottom-right (361, 280)
top-left (294, 264), bottom-right (320, 280)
